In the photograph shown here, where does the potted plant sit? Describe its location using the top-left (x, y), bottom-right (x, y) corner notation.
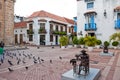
top-left (96, 39), bottom-right (102, 49)
top-left (78, 37), bottom-right (85, 48)
top-left (84, 36), bottom-right (97, 51)
top-left (59, 36), bottom-right (68, 49)
top-left (38, 28), bottom-right (47, 33)
top-left (104, 41), bottom-right (110, 47)
top-left (112, 41), bottom-right (119, 49)
top-left (72, 36), bottom-right (78, 47)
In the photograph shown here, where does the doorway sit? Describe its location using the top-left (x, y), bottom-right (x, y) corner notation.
top-left (88, 33), bottom-right (95, 36)
top-left (20, 34), bottom-right (23, 44)
top-left (55, 36), bottom-right (58, 45)
top-left (40, 35), bottom-right (45, 45)
top-left (15, 34), bottom-right (18, 44)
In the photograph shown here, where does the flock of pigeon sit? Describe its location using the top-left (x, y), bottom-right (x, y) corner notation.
top-left (0, 48), bottom-right (63, 72)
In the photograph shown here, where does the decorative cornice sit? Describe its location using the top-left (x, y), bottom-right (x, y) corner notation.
top-left (84, 11), bottom-right (97, 16)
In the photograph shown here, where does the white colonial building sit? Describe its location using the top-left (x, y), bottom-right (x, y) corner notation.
top-left (14, 10), bottom-right (74, 46)
top-left (14, 21), bottom-right (27, 44)
top-left (77, 0), bottom-right (120, 42)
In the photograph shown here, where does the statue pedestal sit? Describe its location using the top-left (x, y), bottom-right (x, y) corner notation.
top-left (100, 52), bottom-right (114, 56)
top-left (61, 68), bottom-right (100, 80)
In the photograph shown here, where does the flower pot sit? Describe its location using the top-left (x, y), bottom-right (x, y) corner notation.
top-left (68, 45), bottom-right (73, 48)
top-left (80, 45), bottom-right (84, 48)
top-left (113, 46), bottom-right (117, 49)
top-left (88, 47), bottom-right (93, 51)
top-left (96, 45), bottom-right (100, 49)
top-left (74, 45), bottom-right (77, 48)
top-left (61, 46), bottom-right (65, 49)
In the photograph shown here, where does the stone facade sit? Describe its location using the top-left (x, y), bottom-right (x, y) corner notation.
top-left (0, 0), bottom-right (15, 45)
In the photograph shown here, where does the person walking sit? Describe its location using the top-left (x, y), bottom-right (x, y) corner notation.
top-left (0, 46), bottom-right (4, 63)
top-left (0, 41), bottom-right (5, 48)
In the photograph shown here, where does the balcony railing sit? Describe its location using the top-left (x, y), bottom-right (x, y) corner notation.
top-left (38, 28), bottom-right (47, 34)
top-left (27, 30), bottom-right (34, 34)
top-left (115, 20), bottom-right (120, 29)
top-left (85, 23), bottom-right (97, 31)
top-left (50, 30), bottom-right (67, 35)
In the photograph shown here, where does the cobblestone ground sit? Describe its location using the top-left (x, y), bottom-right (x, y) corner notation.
top-left (0, 46), bottom-right (120, 80)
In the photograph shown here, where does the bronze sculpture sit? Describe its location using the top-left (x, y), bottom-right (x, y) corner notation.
top-left (70, 50), bottom-right (89, 76)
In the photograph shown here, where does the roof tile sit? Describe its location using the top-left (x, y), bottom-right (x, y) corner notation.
top-left (28, 10), bottom-right (74, 24)
top-left (14, 21), bottom-right (27, 28)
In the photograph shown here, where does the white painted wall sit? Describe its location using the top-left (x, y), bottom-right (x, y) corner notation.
top-left (77, 0), bottom-right (120, 43)
top-left (24, 17), bottom-right (73, 46)
top-left (14, 28), bottom-right (27, 43)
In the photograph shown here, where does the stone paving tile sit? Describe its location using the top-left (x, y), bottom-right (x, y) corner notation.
top-left (0, 46), bottom-right (120, 80)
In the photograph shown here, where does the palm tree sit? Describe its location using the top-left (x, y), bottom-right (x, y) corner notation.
top-left (110, 32), bottom-right (120, 41)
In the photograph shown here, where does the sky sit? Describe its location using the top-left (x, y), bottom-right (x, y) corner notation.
top-left (14, 0), bottom-right (77, 19)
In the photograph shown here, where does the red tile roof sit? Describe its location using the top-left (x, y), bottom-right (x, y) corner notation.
top-left (64, 17), bottom-right (74, 24)
top-left (28, 10), bottom-right (74, 25)
top-left (14, 21), bottom-right (27, 28)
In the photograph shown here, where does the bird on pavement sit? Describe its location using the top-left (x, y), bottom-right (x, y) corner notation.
top-left (8, 60), bottom-right (13, 66)
top-left (50, 60), bottom-right (52, 63)
top-left (25, 66), bottom-right (28, 70)
top-left (59, 56), bottom-right (62, 60)
top-left (8, 68), bottom-right (14, 72)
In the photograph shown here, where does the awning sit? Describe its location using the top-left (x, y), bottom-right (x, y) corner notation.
top-left (84, 11), bottom-right (97, 16)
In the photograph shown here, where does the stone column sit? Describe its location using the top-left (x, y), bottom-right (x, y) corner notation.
top-left (4, 0), bottom-right (15, 45)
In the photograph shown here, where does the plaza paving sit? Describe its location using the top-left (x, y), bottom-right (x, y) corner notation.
top-left (0, 46), bottom-right (120, 80)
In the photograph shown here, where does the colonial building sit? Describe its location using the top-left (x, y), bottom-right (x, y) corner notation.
top-left (0, 0), bottom-right (15, 45)
top-left (14, 10), bottom-right (74, 46)
top-left (77, 0), bottom-right (120, 42)
top-left (14, 21), bottom-right (27, 44)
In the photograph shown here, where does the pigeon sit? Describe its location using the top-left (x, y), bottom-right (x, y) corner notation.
top-left (52, 46), bottom-right (54, 49)
top-left (25, 66), bottom-right (28, 70)
top-left (17, 59), bottom-right (20, 65)
top-left (38, 57), bottom-right (40, 60)
top-left (8, 68), bottom-right (14, 72)
top-left (50, 60), bottom-right (52, 63)
top-left (8, 60), bottom-right (13, 66)
top-left (59, 56), bottom-right (62, 60)
top-left (19, 53), bottom-right (21, 56)
top-left (41, 59), bottom-right (44, 62)
top-left (34, 60), bottom-right (37, 64)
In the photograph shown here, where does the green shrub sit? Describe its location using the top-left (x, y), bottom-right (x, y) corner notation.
top-left (59, 36), bottom-right (68, 46)
top-left (78, 37), bottom-right (85, 45)
top-left (84, 36), bottom-right (97, 47)
top-left (96, 39), bottom-right (102, 45)
top-left (104, 41), bottom-right (110, 47)
top-left (72, 36), bottom-right (78, 45)
top-left (112, 41), bottom-right (119, 46)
